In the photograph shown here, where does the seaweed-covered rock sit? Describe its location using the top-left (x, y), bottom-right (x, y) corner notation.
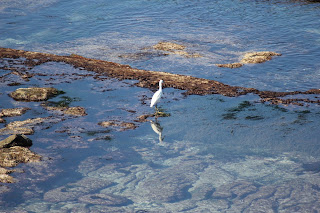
top-left (9, 87), bottom-right (60, 101)
top-left (0, 134), bottom-right (32, 148)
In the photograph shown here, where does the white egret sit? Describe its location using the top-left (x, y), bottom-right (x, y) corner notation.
top-left (150, 80), bottom-right (163, 111)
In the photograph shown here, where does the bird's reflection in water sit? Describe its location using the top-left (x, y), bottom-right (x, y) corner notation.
top-left (150, 119), bottom-right (164, 144)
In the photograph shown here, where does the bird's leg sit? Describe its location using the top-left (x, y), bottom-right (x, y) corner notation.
top-left (155, 104), bottom-right (159, 113)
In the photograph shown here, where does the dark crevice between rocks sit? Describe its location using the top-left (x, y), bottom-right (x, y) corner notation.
top-left (1, 47), bottom-right (319, 106)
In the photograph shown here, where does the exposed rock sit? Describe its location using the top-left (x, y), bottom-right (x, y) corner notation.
top-left (240, 51), bottom-right (282, 64)
top-left (98, 120), bottom-right (137, 131)
top-left (9, 87), bottom-right (60, 101)
top-left (0, 134), bottom-right (32, 148)
top-left (0, 107), bottom-right (30, 117)
top-left (0, 118), bottom-right (4, 123)
top-left (215, 51), bottom-right (281, 69)
top-left (44, 106), bottom-right (87, 116)
top-left (0, 146), bottom-right (41, 168)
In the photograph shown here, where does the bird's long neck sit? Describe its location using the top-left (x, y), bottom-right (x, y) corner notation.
top-left (159, 82), bottom-right (163, 91)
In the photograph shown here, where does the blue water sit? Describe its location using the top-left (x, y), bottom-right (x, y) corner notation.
top-left (1, 0), bottom-right (320, 212)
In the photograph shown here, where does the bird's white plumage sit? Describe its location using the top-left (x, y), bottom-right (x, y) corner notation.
top-left (150, 80), bottom-right (163, 107)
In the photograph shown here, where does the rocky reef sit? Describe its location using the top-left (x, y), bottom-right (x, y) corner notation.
top-left (0, 47), bottom-right (319, 106)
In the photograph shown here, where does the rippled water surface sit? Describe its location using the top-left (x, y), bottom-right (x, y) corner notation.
top-left (1, 0), bottom-right (320, 212)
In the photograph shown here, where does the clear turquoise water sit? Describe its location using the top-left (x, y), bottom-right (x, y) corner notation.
top-left (1, 0), bottom-right (320, 212)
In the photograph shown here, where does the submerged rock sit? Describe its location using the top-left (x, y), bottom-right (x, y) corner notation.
top-left (135, 114), bottom-right (154, 122)
top-left (0, 107), bottom-right (30, 117)
top-left (9, 87), bottom-right (60, 101)
top-left (0, 134), bottom-right (32, 148)
top-left (152, 41), bottom-right (202, 58)
top-left (153, 41), bottom-right (186, 51)
top-left (78, 193), bottom-right (132, 206)
top-left (44, 177), bottom-right (113, 202)
top-left (135, 159), bottom-right (207, 203)
top-left (98, 120), bottom-right (137, 131)
top-left (44, 106), bottom-right (87, 116)
top-left (215, 63), bottom-right (243, 68)
top-left (0, 117), bottom-right (62, 135)
top-left (0, 117), bottom-right (47, 135)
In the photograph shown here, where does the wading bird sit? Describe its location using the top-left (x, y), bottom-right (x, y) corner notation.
top-left (150, 80), bottom-right (164, 112)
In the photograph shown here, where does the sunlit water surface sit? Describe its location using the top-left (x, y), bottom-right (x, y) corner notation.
top-left (0, 0), bottom-right (320, 212)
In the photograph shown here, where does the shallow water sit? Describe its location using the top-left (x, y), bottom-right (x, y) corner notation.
top-left (1, 0), bottom-right (320, 212)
